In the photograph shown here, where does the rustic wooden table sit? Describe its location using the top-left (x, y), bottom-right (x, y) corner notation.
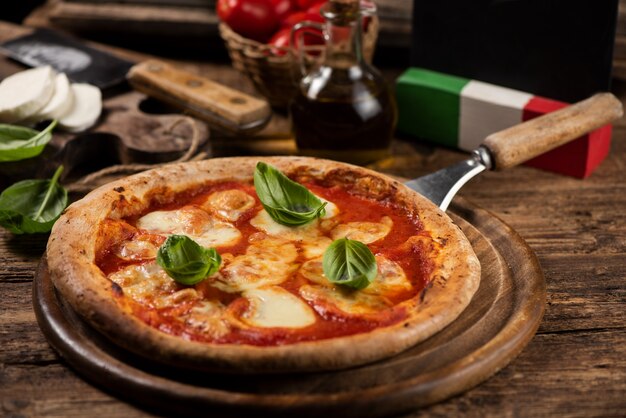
top-left (1, 20), bottom-right (625, 417)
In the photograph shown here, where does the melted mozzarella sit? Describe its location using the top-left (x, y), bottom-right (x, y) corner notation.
top-left (212, 238), bottom-right (298, 292)
top-left (300, 256), bottom-right (412, 295)
top-left (330, 216), bottom-right (393, 244)
top-left (250, 209), bottom-right (321, 240)
top-left (301, 237), bottom-right (332, 259)
top-left (203, 189), bottom-right (255, 222)
top-left (242, 286), bottom-right (316, 328)
top-left (182, 300), bottom-right (230, 338)
top-left (136, 207), bottom-right (241, 247)
top-left (117, 238), bottom-right (158, 261)
top-left (299, 284), bottom-right (391, 315)
top-left (109, 262), bottom-right (190, 308)
top-left (319, 197), bottom-right (339, 219)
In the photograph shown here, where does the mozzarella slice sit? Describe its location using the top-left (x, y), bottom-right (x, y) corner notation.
top-left (59, 83), bottom-right (102, 132)
top-left (117, 238), bottom-right (158, 261)
top-left (300, 284), bottom-right (391, 315)
top-left (212, 238), bottom-right (298, 292)
top-left (182, 300), bottom-right (230, 338)
top-left (203, 189), bottom-right (255, 222)
top-left (319, 197), bottom-right (339, 219)
top-left (0, 66), bottom-right (56, 123)
top-left (300, 256), bottom-right (412, 295)
top-left (301, 236), bottom-right (332, 259)
top-left (109, 262), bottom-right (182, 308)
top-left (250, 209), bottom-right (321, 240)
top-left (136, 207), bottom-right (241, 248)
top-left (242, 286), bottom-right (316, 328)
top-left (330, 216), bottom-right (393, 244)
top-left (32, 72), bottom-right (73, 121)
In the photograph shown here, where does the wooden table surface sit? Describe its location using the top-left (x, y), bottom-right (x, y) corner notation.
top-left (1, 20), bottom-right (625, 417)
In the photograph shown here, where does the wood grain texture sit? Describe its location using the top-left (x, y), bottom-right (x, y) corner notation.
top-left (483, 93), bottom-right (623, 170)
top-left (1, 20), bottom-right (625, 418)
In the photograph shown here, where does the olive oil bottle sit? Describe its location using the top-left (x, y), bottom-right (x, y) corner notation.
top-left (289, 0), bottom-right (397, 165)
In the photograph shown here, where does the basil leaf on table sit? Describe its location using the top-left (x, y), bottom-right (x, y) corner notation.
top-left (254, 162), bottom-right (327, 226)
top-left (0, 120), bottom-right (57, 162)
top-left (156, 235), bottom-right (222, 285)
top-left (0, 165), bottom-right (68, 234)
top-left (323, 238), bottom-right (378, 290)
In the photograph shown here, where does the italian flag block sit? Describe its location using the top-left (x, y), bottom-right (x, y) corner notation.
top-left (396, 68), bottom-right (612, 178)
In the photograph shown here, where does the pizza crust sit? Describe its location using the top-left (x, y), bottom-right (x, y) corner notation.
top-left (46, 157), bottom-right (480, 373)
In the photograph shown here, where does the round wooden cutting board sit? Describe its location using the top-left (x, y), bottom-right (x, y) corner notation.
top-left (32, 198), bottom-right (545, 417)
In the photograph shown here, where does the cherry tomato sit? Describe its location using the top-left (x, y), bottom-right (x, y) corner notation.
top-left (296, 0), bottom-right (319, 10)
top-left (271, 0), bottom-right (297, 22)
top-left (217, 0), bottom-right (279, 43)
top-left (306, 1), bottom-right (325, 19)
top-left (269, 25), bottom-right (323, 56)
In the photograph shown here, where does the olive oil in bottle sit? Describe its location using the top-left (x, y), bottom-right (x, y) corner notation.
top-left (289, 0), bottom-right (397, 165)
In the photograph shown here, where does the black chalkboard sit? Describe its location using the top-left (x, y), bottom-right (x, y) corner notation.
top-left (410, 0), bottom-right (618, 102)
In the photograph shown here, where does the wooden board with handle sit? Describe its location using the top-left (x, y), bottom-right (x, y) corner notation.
top-left (32, 198), bottom-right (545, 417)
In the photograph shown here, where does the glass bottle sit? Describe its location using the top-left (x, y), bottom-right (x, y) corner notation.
top-left (289, 0), bottom-right (397, 165)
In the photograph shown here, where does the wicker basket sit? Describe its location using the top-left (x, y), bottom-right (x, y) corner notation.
top-left (219, 17), bottom-right (379, 108)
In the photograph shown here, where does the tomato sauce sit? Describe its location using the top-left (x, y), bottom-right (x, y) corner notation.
top-left (99, 179), bottom-right (435, 346)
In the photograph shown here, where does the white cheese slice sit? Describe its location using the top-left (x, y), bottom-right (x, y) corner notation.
top-left (242, 286), bottom-right (315, 328)
top-left (212, 238), bottom-right (298, 292)
top-left (32, 72), bottom-right (73, 121)
top-left (319, 197), bottom-right (339, 219)
top-left (0, 66), bottom-right (56, 123)
top-left (330, 216), bottom-right (393, 244)
top-left (109, 262), bottom-right (181, 308)
top-left (136, 207), bottom-right (241, 248)
top-left (250, 209), bottom-right (321, 240)
top-left (301, 236), bottom-right (332, 259)
top-left (117, 238), bottom-right (158, 261)
top-left (182, 300), bottom-right (230, 338)
top-left (59, 83), bottom-right (102, 132)
top-left (203, 189), bottom-right (255, 222)
top-left (299, 284), bottom-right (391, 315)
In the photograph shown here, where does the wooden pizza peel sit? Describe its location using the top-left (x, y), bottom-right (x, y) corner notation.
top-left (32, 197), bottom-right (545, 417)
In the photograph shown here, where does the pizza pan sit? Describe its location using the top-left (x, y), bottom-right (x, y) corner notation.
top-left (33, 198), bottom-right (545, 417)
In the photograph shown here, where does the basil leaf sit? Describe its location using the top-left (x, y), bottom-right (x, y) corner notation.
top-left (156, 235), bottom-right (222, 285)
top-left (0, 165), bottom-right (68, 234)
top-left (322, 238), bottom-right (378, 290)
top-left (0, 120), bottom-right (57, 162)
top-left (254, 162), bottom-right (327, 226)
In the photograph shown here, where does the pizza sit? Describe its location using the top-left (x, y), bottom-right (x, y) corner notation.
top-left (46, 157), bottom-right (480, 372)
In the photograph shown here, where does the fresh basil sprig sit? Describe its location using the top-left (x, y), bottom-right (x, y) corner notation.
top-left (254, 162), bottom-right (327, 226)
top-left (322, 238), bottom-right (378, 290)
top-left (0, 120), bottom-right (57, 162)
top-left (0, 165), bottom-right (68, 234)
top-left (156, 235), bottom-right (222, 285)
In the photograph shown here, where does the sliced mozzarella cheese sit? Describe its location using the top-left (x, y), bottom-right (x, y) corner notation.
top-left (212, 238), bottom-right (298, 292)
top-left (117, 238), bottom-right (159, 261)
top-left (32, 73), bottom-right (73, 121)
top-left (109, 262), bottom-right (183, 308)
top-left (330, 216), bottom-right (393, 244)
top-left (250, 209), bottom-right (321, 240)
top-left (59, 83), bottom-right (102, 132)
top-left (203, 189), bottom-right (255, 222)
top-left (0, 66), bottom-right (56, 123)
top-left (300, 256), bottom-right (411, 295)
top-left (319, 197), bottom-right (339, 219)
top-left (301, 236), bottom-right (332, 259)
top-left (242, 286), bottom-right (316, 328)
top-left (182, 300), bottom-right (230, 338)
top-left (136, 207), bottom-right (241, 248)
top-left (300, 284), bottom-right (391, 315)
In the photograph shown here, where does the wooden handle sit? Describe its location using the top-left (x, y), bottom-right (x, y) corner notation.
top-left (127, 60), bottom-right (271, 133)
top-left (482, 93), bottom-right (623, 170)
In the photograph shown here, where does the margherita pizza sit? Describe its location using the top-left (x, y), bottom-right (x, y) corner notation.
top-left (46, 157), bottom-right (480, 372)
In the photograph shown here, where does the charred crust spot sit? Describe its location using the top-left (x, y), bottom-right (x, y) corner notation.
top-left (79, 249), bottom-right (86, 255)
top-left (404, 322), bottom-right (409, 328)
top-left (420, 282), bottom-right (433, 303)
top-left (110, 282), bottom-right (124, 297)
top-left (114, 187), bottom-right (125, 193)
